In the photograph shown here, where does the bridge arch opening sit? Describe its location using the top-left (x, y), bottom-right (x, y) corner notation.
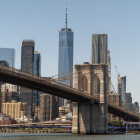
top-left (78, 75), bottom-right (88, 92)
top-left (92, 74), bottom-right (100, 95)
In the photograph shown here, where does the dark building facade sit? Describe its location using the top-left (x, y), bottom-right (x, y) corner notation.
top-left (58, 5), bottom-right (74, 107)
top-left (40, 93), bottom-right (59, 122)
top-left (33, 51), bottom-right (41, 106)
top-left (33, 51), bottom-right (41, 76)
top-left (92, 34), bottom-right (108, 64)
top-left (20, 40), bottom-right (34, 116)
top-left (0, 61), bottom-right (9, 66)
top-left (0, 61), bottom-right (9, 89)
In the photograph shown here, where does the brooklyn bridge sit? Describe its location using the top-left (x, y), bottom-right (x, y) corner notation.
top-left (0, 63), bottom-right (139, 134)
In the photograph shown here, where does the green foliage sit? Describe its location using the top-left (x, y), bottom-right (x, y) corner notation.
top-left (26, 127), bottom-right (31, 130)
top-left (42, 128), bottom-right (48, 130)
top-left (34, 128), bottom-right (39, 130)
top-left (112, 120), bottom-right (123, 126)
top-left (18, 128), bottom-right (24, 130)
top-left (53, 127), bottom-right (60, 131)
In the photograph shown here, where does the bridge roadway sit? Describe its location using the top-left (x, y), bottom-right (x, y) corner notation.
top-left (0, 64), bottom-right (139, 121)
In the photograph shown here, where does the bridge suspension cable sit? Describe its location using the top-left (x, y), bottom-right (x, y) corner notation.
top-left (52, 65), bottom-right (102, 95)
top-left (51, 67), bottom-right (74, 78)
top-left (56, 65), bottom-right (101, 81)
top-left (51, 66), bottom-right (90, 81)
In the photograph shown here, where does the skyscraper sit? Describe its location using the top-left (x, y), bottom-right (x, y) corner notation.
top-left (0, 48), bottom-right (15, 67)
top-left (118, 76), bottom-right (126, 102)
top-left (34, 51), bottom-right (41, 76)
top-left (40, 93), bottom-right (59, 121)
top-left (58, 5), bottom-right (74, 107)
top-left (107, 50), bottom-right (111, 94)
top-left (33, 51), bottom-right (41, 106)
top-left (92, 34), bottom-right (108, 64)
top-left (21, 40), bottom-right (34, 73)
top-left (20, 40), bottom-right (34, 116)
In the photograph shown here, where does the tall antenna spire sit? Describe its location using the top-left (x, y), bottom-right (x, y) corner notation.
top-left (65, 4), bottom-right (67, 30)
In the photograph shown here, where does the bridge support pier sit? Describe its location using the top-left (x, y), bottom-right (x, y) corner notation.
top-left (72, 64), bottom-right (108, 134)
top-left (72, 102), bottom-right (108, 134)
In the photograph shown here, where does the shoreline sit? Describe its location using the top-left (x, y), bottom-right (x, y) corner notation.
top-left (1, 130), bottom-right (140, 135)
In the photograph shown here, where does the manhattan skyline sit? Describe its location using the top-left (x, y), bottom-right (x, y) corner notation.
top-left (0, 0), bottom-right (139, 104)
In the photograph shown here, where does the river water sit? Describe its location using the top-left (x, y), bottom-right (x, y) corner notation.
top-left (0, 133), bottom-right (140, 140)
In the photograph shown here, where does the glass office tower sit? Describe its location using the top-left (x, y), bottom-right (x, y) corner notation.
top-left (121, 76), bottom-right (126, 102)
top-left (0, 48), bottom-right (15, 67)
top-left (58, 5), bottom-right (74, 107)
top-left (58, 28), bottom-right (74, 107)
top-left (58, 28), bottom-right (73, 85)
top-left (34, 51), bottom-right (41, 76)
top-left (33, 51), bottom-right (41, 106)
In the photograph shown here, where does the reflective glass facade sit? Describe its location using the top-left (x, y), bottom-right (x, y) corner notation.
top-left (58, 28), bottom-right (74, 106)
top-left (34, 51), bottom-right (41, 76)
top-left (33, 51), bottom-right (41, 106)
top-left (58, 28), bottom-right (73, 86)
top-left (0, 48), bottom-right (15, 67)
top-left (121, 76), bottom-right (126, 102)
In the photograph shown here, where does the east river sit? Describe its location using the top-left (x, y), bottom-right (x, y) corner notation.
top-left (0, 133), bottom-right (140, 140)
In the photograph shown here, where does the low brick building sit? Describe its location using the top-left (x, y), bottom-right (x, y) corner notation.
top-left (2, 100), bottom-right (27, 119)
top-left (0, 120), bottom-right (16, 125)
top-left (1, 89), bottom-right (19, 113)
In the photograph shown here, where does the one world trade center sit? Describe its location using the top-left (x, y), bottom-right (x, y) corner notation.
top-left (58, 5), bottom-right (74, 107)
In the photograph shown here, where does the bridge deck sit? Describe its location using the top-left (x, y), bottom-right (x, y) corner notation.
top-left (0, 64), bottom-right (139, 121)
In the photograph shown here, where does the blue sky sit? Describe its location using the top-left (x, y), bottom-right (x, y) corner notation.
top-left (0, 0), bottom-right (140, 103)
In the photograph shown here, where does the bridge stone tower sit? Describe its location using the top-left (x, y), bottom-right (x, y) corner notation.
top-left (72, 63), bottom-right (108, 134)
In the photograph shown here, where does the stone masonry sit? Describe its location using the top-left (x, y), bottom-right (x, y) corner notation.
top-left (72, 63), bottom-right (108, 134)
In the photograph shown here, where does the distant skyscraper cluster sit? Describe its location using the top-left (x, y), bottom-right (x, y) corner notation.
top-left (0, 4), bottom-right (139, 124)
